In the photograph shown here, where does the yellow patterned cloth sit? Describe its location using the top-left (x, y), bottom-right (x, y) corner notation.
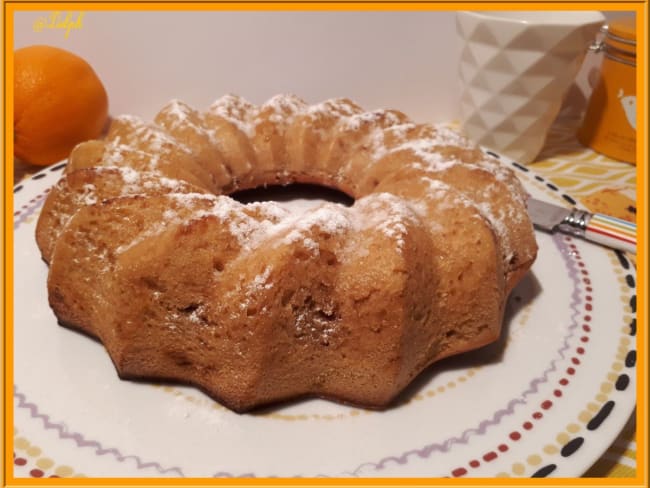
top-left (534, 114), bottom-right (636, 225)
top-left (531, 115), bottom-right (637, 478)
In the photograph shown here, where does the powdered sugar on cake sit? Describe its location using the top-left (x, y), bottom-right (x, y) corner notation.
top-left (54, 92), bottom-right (533, 310)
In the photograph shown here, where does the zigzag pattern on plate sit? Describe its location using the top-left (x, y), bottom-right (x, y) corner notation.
top-left (13, 386), bottom-right (185, 477)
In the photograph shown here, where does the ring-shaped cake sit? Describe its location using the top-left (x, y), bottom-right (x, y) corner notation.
top-left (36, 94), bottom-right (537, 412)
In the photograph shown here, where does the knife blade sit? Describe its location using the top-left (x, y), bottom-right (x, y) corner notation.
top-left (527, 197), bottom-right (636, 254)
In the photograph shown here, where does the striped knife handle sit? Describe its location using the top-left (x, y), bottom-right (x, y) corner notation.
top-left (585, 213), bottom-right (636, 254)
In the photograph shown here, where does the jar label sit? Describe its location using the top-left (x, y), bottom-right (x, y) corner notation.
top-left (578, 55), bottom-right (636, 164)
top-left (618, 89), bottom-right (636, 130)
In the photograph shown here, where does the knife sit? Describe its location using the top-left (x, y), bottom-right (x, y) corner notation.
top-left (527, 197), bottom-right (636, 254)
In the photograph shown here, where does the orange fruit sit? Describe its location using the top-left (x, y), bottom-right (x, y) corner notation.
top-left (14, 45), bottom-right (109, 166)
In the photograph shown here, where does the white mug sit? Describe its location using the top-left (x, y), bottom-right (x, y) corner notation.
top-left (456, 10), bottom-right (605, 163)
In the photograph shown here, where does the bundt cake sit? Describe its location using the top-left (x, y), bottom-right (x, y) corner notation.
top-left (36, 94), bottom-right (537, 412)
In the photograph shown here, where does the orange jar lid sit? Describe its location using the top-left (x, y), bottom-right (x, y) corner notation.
top-left (605, 16), bottom-right (636, 59)
top-left (608, 16), bottom-right (636, 42)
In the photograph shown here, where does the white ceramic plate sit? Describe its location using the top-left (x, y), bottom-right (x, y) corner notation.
top-left (12, 157), bottom-right (637, 479)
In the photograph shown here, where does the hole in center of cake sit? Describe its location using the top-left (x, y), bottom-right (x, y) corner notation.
top-left (229, 183), bottom-right (354, 213)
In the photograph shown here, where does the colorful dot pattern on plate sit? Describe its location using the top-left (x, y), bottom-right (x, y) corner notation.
top-left (11, 157), bottom-right (635, 478)
top-left (13, 428), bottom-right (85, 478)
top-left (449, 238), bottom-right (636, 478)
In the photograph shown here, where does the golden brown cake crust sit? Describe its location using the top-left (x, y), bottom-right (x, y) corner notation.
top-left (37, 94), bottom-right (537, 412)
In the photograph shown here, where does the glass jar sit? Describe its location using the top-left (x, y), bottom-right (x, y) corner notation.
top-left (577, 16), bottom-right (636, 164)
